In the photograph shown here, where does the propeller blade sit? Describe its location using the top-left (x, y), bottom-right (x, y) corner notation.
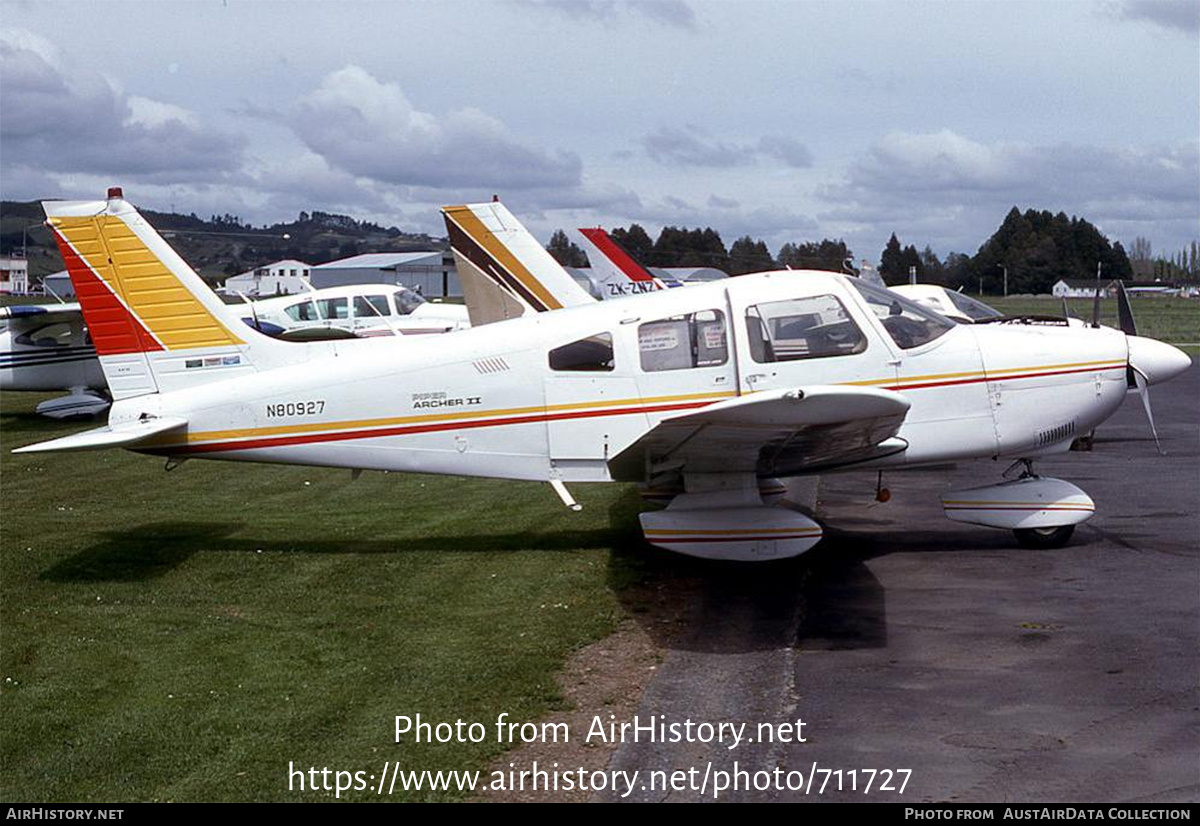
top-left (1091, 262), bottom-right (1103, 328)
top-left (1132, 368), bottom-right (1164, 454)
top-left (1115, 280), bottom-right (1138, 336)
top-left (1061, 296), bottom-right (1072, 320)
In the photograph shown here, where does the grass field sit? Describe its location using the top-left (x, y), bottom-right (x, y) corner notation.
top-left (986, 295), bottom-right (1200, 350)
top-left (3, 293), bottom-right (1196, 802)
top-left (0, 394), bottom-right (660, 802)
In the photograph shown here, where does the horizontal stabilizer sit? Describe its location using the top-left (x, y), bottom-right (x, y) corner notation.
top-left (13, 416), bottom-right (188, 454)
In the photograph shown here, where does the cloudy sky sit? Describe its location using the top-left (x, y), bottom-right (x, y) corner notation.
top-left (2, 0), bottom-right (1197, 263)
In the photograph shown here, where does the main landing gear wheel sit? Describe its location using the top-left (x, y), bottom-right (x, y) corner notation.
top-left (1013, 525), bottom-right (1075, 549)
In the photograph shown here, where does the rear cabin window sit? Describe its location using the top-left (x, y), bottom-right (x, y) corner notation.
top-left (284, 300), bottom-right (320, 322)
top-left (744, 295), bottom-right (867, 362)
top-left (549, 333), bottom-right (614, 372)
top-left (638, 310), bottom-right (728, 372)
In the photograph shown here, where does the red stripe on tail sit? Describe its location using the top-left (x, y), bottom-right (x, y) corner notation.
top-left (578, 228), bottom-right (657, 283)
top-left (54, 233), bottom-right (162, 356)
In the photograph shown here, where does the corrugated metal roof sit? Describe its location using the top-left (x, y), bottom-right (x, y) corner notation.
top-left (312, 251), bottom-right (442, 270)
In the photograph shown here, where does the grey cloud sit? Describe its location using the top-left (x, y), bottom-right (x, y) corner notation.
top-left (0, 31), bottom-right (244, 183)
top-left (825, 130), bottom-right (1198, 207)
top-left (522, 0), bottom-right (696, 29)
top-left (757, 135), bottom-right (814, 168)
top-left (289, 66), bottom-right (582, 190)
top-left (1110, 0), bottom-right (1199, 34)
top-left (817, 129), bottom-right (1199, 254)
top-left (708, 194), bottom-right (740, 209)
top-left (643, 126), bottom-right (814, 168)
top-left (643, 126), bottom-right (757, 167)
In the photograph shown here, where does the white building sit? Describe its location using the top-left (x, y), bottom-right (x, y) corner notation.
top-left (1, 255), bottom-right (30, 294)
top-left (310, 251), bottom-right (458, 298)
top-left (41, 270), bottom-right (73, 299)
top-left (1051, 279), bottom-right (1115, 298)
top-left (224, 259), bottom-right (312, 297)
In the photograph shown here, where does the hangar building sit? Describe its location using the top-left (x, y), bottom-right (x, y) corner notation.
top-left (310, 251), bottom-right (459, 298)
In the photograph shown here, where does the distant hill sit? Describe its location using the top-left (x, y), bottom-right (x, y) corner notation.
top-left (0, 201), bottom-right (447, 286)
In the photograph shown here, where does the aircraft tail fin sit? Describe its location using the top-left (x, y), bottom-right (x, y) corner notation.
top-left (573, 227), bottom-right (664, 298)
top-left (42, 189), bottom-right (295, 400)
top-left (442, 202), bottom-right (594, 325)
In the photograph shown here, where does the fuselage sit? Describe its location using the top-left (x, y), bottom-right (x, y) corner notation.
top-left (0, 323), bottom-right (103, 393)
top-left (113, 271), bottom-right (1133, 484)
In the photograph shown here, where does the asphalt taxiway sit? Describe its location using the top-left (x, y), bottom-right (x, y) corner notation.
top-left (600, 361), bottom-right (1199, 802)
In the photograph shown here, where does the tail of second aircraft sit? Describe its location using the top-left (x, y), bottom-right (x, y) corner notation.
top-left (42, 188), bottom-right (300, 401)
top-left (441, 201), bottom-right (594, 325)
top-left (573, 227), bottom-right (667, 298)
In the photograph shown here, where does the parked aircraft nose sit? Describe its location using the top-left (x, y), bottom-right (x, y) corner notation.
top-left (1127, 335), bottom-right (1192, 386)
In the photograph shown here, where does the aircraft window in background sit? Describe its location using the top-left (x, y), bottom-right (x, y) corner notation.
top-left (946, 290), bottom-right (1003, 321)
top-left (848, 280), bottom-right (954, 350)
top-left (317, 297), bottom-right (349, 319)
top-left (15, 322), bottom-right (73, 348)
top-left (393, 288), bottom-right (426, 315)
top-left (638, 310), bottom-right (728, 372)
top-left (745, 295), bottom-right (866, 363)
top-left (354, 296), bottom-right (392, 318)
top-left (284, 300), bottom-right (320, 322)
top-left (549, 333), bottom-right (615, 372)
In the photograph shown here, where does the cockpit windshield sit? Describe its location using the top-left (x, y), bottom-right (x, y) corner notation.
top-left (393, 288), bottom-right (426, 315)
top-left (848, 279), bottom-right (955, 349)
top-left (946, 289), bottom-right (1003, 321)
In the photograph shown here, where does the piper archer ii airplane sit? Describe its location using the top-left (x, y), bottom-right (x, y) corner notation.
top-left (15, 190), bottom-right (1192, 562)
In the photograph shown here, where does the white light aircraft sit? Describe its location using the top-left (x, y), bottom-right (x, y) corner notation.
top-left (0, 302), bottom-right (109, 417)
top-left (238, 283), bottom-right (469, 340)
top-left (16, 191), bottom-right (1192, 561)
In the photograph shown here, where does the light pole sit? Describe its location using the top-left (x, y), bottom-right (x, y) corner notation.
top-left (998, 264), bottom-right (1008, 297)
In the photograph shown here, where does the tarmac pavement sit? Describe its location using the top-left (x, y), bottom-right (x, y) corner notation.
top-left (599, 361), bottom-right (1198, 803)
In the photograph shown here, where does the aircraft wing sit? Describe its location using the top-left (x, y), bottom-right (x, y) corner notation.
top-left (607, 385), bottom-right (910, 482)
top-left (13, 415), bottom-right (188, 454)
top-left (0, 302), bottom-right (84, 326)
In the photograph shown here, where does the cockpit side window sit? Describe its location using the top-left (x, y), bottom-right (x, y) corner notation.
top-left (744, 295), bottom-right (867, 363)
top-left (549, 333), bottom-right (615, 372)
top-left (15, 322), bottom-right (72, 348)
top-left (354, 295), bottom-right (392, 318)
top-left (848, 280), bottom-right (954, 349)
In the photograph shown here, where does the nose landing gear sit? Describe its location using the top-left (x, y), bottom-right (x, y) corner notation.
top-left (941, 460), bottom-right (1093, 549)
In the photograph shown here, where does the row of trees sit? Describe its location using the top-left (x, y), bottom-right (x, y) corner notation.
top-left (546, 225), bottom-right (853, 275)
top-left (1128, 237), bottom-right (1199, 281)
top-left (545, 206), bottom-right (1192, 296)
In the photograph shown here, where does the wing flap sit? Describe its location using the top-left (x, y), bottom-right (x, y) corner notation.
top-left (608, 385), bottom-right (910, 481)
top-left (13, 416), bottom-right (188, 454)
